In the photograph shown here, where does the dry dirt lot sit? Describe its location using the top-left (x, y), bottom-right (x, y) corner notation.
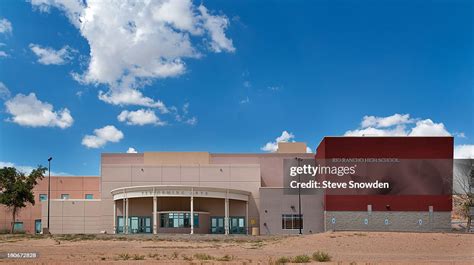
top-left (0, 232), bottom-right (473, 264)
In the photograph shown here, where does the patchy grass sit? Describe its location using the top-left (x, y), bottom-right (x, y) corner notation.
top-left (132, 254), bottom-right (145, 260)
top-left (292, 255), bottom-right (311, 263)
top-left (216, 254), bottom-right (233, 261)
top-left (117, 253), bottom-right (130, 260)
top-left (275, 256), bottom-right (291, 264)
top-left (193, 253), bottom-right (214, 260)
top-left (312, 251), bottom-right (331, 262)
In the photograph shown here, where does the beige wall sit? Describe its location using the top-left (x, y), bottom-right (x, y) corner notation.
top-left (277, 142), bottom-right (308, 153)
top-left (143, 152), bottom-right (210, 165)
top-left (210, 153), bottom-right (314, 187)
top-left (0, 176), bottom-right (100, 233)
top-left (41, 200), bottom-right (103, 234)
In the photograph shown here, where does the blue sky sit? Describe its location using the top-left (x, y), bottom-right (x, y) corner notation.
top-left (0, 0), bottom-right (472, 176)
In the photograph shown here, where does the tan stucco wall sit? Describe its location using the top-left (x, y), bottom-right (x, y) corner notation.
top-left (143, 152), bottom-right (210, 165)
top-left (210, 153), bottom-right (314, 187)
top-left (41, 200), bottom-right (103, 234)
top-left (277, 142), bottom-right (308, 153)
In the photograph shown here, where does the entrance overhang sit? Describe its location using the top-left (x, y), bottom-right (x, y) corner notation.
top-left (110, 185), bottom-right (251, 201)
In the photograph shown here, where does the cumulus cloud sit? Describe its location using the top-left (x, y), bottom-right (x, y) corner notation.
top-left (345, 113), bottom-right (473, 159)
top-left (361, 114), bottom-right (413, 128)
top-left (29, 44), bottom-right (75, 65)
top-left (261, 131), bottom-right (313, 153)
top-left (261, 131), bottom-right (312, 153)
top-left (0, 82), bottom-right (11, 100)
top-left (344, 113), bottom-right (450, 137)
top-left (31, 0), bottom-right (234, 109)
top-left (117, 109), bottom-right (166, 126)
top-left (98, 87), bottom-right (168, 113)
top-left (454, 145), bottom-right (474, 159)
top-left (126, 147), bottom-right (138, 153)
top-left (5, 93), bottom-right (73, 128)
top-left (0, 161), bottom-right (70, 175)
top-left (81, 125), bottom-right (124, 148)
top-left (0, 18), bottom-right (12, 34)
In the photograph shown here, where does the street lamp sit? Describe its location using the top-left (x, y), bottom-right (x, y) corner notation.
top-left (295, 157), bottom-right (303, 235)
top-left (47, 157), bottom-right (52, 233)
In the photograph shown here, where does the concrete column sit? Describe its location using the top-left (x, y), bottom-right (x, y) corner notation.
top-left (190, 193), bottom-right (194, 235)
top-left (125, 198), bottom-right (129, 234)
top-left (153, 196), bottom-right (157, 235)
top-left (122, 198), bottom-right (125, 234)
top-left (246, 201), bottom-right (249, 235)
top-left (113, 200), bottom-right (116, 234)
top-left (224, 197), bottom-right (229, 235)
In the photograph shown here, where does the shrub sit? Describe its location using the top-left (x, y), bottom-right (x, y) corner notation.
top-left (292, 255), bottom-right (311, 263)
top-left (118, 253), bottom-right (130, 260)
top-left (312, 251), bottom-right (331, 262)
top-left (275, 256), bottom-right (290, 264)
top-left (193, 253), bottom-right (214, 260)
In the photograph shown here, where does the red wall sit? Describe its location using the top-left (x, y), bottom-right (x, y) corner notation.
top-left (317, 137), bottom-right (453, 212)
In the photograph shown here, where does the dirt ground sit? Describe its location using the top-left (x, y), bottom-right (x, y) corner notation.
top-left (0, 232), bottom-right (473, 264)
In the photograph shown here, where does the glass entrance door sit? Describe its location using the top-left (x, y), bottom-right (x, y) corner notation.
top-left (211, 216), bottom-right (246, 234)
top-left (230, 217), bottom-right (246, 234)
top-left (35, 219), bottom-right (42, 234)
top-left (210, 217), bottom-right (224, 234)
top-left (117, 216), bottom-right (152, 234)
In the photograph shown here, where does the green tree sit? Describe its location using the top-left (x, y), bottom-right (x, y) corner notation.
top-left (0, 166), bottom-right (46, 233)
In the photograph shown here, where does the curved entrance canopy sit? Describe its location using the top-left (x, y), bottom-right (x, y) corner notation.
top-left (111, 185), bottom-right (251, 235)
top-left (111, 185), bottom-right (251, 201)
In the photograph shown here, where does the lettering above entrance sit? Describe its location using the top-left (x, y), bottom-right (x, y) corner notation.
top-left (111, 185), bottom-right (250, 202)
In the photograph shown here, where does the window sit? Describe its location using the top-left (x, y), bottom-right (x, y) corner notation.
top-left (160, 213), bottom-right (199, 228)
top-left (282, 214), bottom-right (303, 230)
top-left (61, 194), bottom-right (69, 200)
top-left (13, 222), bottom-right (24, 232)
top-left (85, 194), bottom-right (93, 199)
top-left (39, 194), bottom-right (47, 201)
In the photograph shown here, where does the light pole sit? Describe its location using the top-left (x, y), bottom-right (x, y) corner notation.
top-left (295, 157), bottom-right (303, 235)
top-left (47, 157), bottom-right (52, 233)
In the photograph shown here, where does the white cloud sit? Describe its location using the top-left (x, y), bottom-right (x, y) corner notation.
top-left (0, 18), bottom-right (12, 34)
top-left (454, 145), bottom-right (474, 159)
top-left (117, 109), bottom-right (166, 126)
top-left (408, 119), bottom-right (451, 136)
top-left (261, 131), bottom-right (295, 152)
top-left (98, 86), bottom-right (168, 113)
top-left (361, 114), bottom-right (413, 128)
top-left (345, 113), bottom-right (450, 137)
top-left (126, 147), bottom-right (138, 153)
top-left (0, 82), bottom-right (11, 100)
top-left (345, 113), bottom-right (473, 159)
top-left (184, 116), bottom-right (197, 125)
top-left (81, 125), bottom-right (124, 148)
top-left (31, 0), bottom-right (234, 108)
top-left (173, 102), bottom-right (197, 125)
top-left (0, 161), bottom-right (71, 176)
top-left (0, 51), bottom-right (8, 57)
top-left (29, 43), bottom-right (75, 65)
top-left (306, 146), bottom-right (313, 153)
top-left (198, 5), bottom-right (235, 53)
top-left (5, 93), bottom-right (73, 128)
